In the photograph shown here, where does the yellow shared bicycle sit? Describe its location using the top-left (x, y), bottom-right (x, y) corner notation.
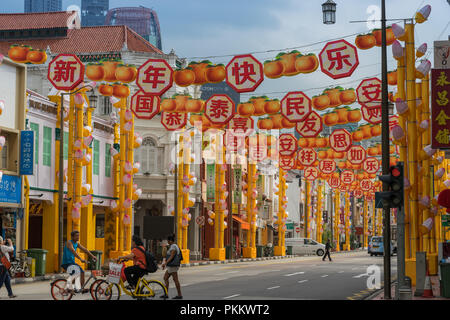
top-left (94, 261), bottom-right (167, 300)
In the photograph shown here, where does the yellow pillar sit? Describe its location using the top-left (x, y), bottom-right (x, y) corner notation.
top-left (363, 197), bottom-right (368, 248)
top-left (181, 131), bottom-right (191, 263)
top-left (67, 93), bottom-right (75, 240)
top-left (177, 133), bottom-right (183, 248)
top-left (344, 191), bottom-right (350, 251)
top-left (243, 162), bottom-right (257, 258)
top-left (274, 168), bottom-right (286, 256)
top-left (306, 180), bottom-right (311, 239)
top-left (335, 191), bottom-right (340, 252)
top-left (316, 182), bottom-right (323, 243)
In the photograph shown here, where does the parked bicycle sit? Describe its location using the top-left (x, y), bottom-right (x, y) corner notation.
top-left (9, 250), bottom-right (31, 278)
top-left (50, 263), bottom-right (106, 300)
top-left (94, 261), bottom-right (167, 300)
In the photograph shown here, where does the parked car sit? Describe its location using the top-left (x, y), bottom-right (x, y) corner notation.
top-left (285, 238), bottom-right (326, 256)
top-left (368, 236), bottom-right (395, 256)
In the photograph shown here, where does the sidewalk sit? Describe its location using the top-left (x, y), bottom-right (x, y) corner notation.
top-left (367, 275), bottom-right (450, 300)
top-left (11, 250), bottom-right (361, 285)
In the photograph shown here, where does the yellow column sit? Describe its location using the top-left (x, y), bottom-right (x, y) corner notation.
top-left (316, 182), bottom-right (323, 243)
top-left (306, 180), bottom-right (311, 239)
top-left (177, 133), bottom-right (183, 247)
top-left (125, 113), bottom-right (134, 252)
top-left (363, 197), bottom-right (368, 248)
top-left (274, 168), bottom-right (286, 256)
top-left (243, 162), bottom-right (257, 258)
top-left (67, 93), bottom-right (75, 240)
top-left (73, 94), bottom-right (84, 233)
top-left (181, 131), bottom-right (191, 263)
top-left (335, 191), bottom-right (340, 252)
top-left (344, 191), bottom-right (350, 251)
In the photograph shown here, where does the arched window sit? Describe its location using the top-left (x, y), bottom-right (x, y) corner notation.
top-left (134, 136), bottom-right (162, 174)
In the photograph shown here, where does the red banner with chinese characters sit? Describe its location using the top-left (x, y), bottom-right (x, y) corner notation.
top-left (431, 69), bottom-right (450, 149)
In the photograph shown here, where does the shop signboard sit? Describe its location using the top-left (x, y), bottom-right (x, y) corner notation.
top-left (206, 164), bottom-right (215, 202)
top-left (0, 175), bottom-right (21, 204)
top-left (233, 166), bottom-right (242, 204)
top-left (19, 130), bottom-right (34, 175)
top-left (431, 69), bottom-right (450, 148)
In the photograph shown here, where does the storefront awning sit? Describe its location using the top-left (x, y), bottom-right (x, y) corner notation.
top-left (232, 215), bottom-right (249, 230)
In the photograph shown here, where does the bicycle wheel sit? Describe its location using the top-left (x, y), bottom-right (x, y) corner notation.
top-left (139, 280), bottom-right (168, 300)
top-left (90, 279), bottom-right (104, 300)
top-left (50, 279), bottom-right (73, 300)
top-left (95, 280), bottom-right (120, 300)
top-left (24, 264), bottom-right (31, 278)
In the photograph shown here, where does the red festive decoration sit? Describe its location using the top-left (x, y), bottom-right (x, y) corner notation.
top-left (226, 54), bottom-right (264, 93)
top-left (48, 54), bottom-right (85, 90)
top-left (298, 148), bottom-right (317, 166)
top-left (319, 39), bottom-right (359, 79)
top-left (347, 145), bottom-right (367, 165)
top-left (281, 91), bottom-right (312, 123)
top-left (278, 133), bottom-right (298, 157)
top-left (161, 111), bottom-right (187, 131)
top-left (295, 110), bottom-right (323, 137)
top-left (329, 128), bottom-right (352, 152)
top-left (204, 94), bottom-right (235, 125)
top-left (130, 91), bottom-right (160, 120)
top-left (136, 59), bottom-right (173, 95)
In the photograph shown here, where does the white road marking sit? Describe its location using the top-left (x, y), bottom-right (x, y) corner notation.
top-left (321, 275), bottom-right (329, 278)
top-left (267, 286), bottom-right (280, 290)
top-left (298, 280), bottom-right (308, 284)
top-left (224, 294), bottom-right (241, 299)
top-left (213, 271), bottom-right (239, 276)
top-left (338, 271), bottom-right (345, 273)
top-left (353, 273), bottom-right (369, 278)
top-left (284, 272), bottom-right (305, 277)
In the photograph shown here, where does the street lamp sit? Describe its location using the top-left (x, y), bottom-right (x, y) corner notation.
top-left (58, 83), bottom-right (96, 270)
top-left (322, 0), bottom-right (337, 24)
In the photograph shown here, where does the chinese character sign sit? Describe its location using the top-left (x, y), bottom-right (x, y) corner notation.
top-left (319, 39), bottom-right (359, 79)
top-left (329, 129), bottom-right (352, 152)
top-left (304, 167), bottom-right (319, 181)
top-left (226, 54), bottom-right (264, 93)
top-left (363, 157), bottom-right (380, 174)
top-left (228, 115), bottom-right (254, 137)
top-left (347, 145), bottom-right (367, 165)
top-left (360, 179), bottom-right (373, 191)
top-left (341, 170), bottom-right (355, 184)
top-left (295, 111), bottom-right (323, 137)
top-left (161, 111), bottom-right (187, 131)
top-left (48, 54), bottom-right (85, 90)
top-left (136, 59), bottom-right (173, 96)
top-left (327, 176), bottom-right (341, 189)
top-left (281, 91), bottom-right (312, 123)
top-left (357, 78), bottom-right (382, 124)
top-left (431, 69), bottom-right (450, 148)
top-left (205, 94), bottom-right (235, 125)
top-left (131, 91), bottom-right (160, 120)
top-left (224, 130), bottom-right (245, 153)
top-left (298, 148), bottom-right (317, 166)
top-left (278, 134), bottom-right (297, 156)
top-left (319, 159), bottom-right (336, 174)
top-left (279, 155), bottom-right (296, 171)
top-left (20, 130), bottom-right (34, 175)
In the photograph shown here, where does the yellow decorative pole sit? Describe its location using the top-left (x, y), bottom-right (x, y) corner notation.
top-left (177, 133), bottom-right (184, 248)
top-left (180, 131), bottom-right (192, 263)
top-left (118, 98), bottom-right (127, 253)
top-left (125, 113), bottom-right (134, 252)
top-left (344, 191), bottom-right (350, 251)
top-left (243, 161), bottom-right (257, 258)
top-left (67, 93), bottom-right (75, 240)
top-left (363, 196), bottom-right (368, 248)
top-left (274, 168), bottom-right (287, 256)
top-left (334, 190), bottom-right (340, 252)
top-left (306, 180), bottom-right (311, 239)
top-left (73, 94), bottom-right (84, 234)
top-left (316, 182), bottom-right (323, 243)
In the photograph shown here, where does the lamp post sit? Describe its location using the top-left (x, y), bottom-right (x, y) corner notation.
top-left (322, 0), bottom-right (337, 25)
top-left (59, 83), bottom-right (95, 270)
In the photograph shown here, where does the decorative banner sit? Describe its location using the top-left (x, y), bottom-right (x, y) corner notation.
top-left (295, 110), bottom-right (323, 137)
top-left (136, 59), bottom-right (173, 95)
top-left (161, 111), bottom-right (187, 131)
top-left (431, 69), bottom-right (450, 148)
top-left (130, 91), bottom-right (160, 120)
top-left (319, 39), bottom-right (359, 79)
top-left (361, 105), bottom-right (382, 124)
top-left (20, 130), bottom-right (34, 176)
top-left (363, 157), bottom-right (380, 174)
top-left (47, 54), bottom-right (85, 90)
top-left (360, 179), bottom-right (373, 191)
top-left (353, 189), bottom-right (363, 198)
top-left (226, 54), bottom-right (264, 93)
top-left (319, 159), bottom-right (336, 174)
top-left (304, 166), bottom-right (319, 181)
top-left (278, 133), bottom-right (297, 157)
top-left (339, 184), bottom-right (349, 192)
top-left (357, 77), bottom-right (382, 124)
top-left (280, 91), bottom-right (312, 123)
top-left (280, 155), bottom-right (296, 171)
top-left (206, 164), bottom-right (215, 202)
top-left (204, 94), bottom-right (235, 125)
top-left (297, 148), bottom-right (317, 166)
top-left (341, 170), bottom-right (355, 185)
top-left (347, 145), bottom-right (367, 165)
top-left (233, 166), bottom-right (242, 204)
top-left (329, 128), bottom-right (352, 152)
top-left (228, 115), bottom-right (254, 137)
top-left (327, 176), bottom-right (341, 189)
top-left (224, 130), bottom-right (245, 153)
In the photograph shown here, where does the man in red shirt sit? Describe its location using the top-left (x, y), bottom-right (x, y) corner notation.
top-left (116, 235), bottom-right (147, 290)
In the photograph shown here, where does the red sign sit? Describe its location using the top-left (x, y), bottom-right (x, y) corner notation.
top-left (353, 189), bottom-right (363, 198)
top-left (347, 145), bottom-right (367, 165)
top-left (226, 54), bottom-right (264, 93)
top-left (249, 138), bottom-right (267, 163)
top-left (48, 54), bottom-right (85, 90)
top-left (205, 94), bottom-right (235, 125)
top-left (431, 69), bottom-right (450, 148)
top-left (357, 77), bottom-right (382, 124)
top-left (279, 155), bottom-right (296, 171)
top-left (304, 167), bottom-right (319, 181)
top-left (360, 179), bottom-right (373, 191)
top-left (341, 170), bottom-right (355, 185)
top-left (136, 59), bottom-right (173, 96)
top-left (329, 129), bottom-right (352, 152)
top-left (361, 105), bottom-right (382, 124)
top-left (161, 111), bottom-right (187, 131)
top-left (298, 148), bottom-right (317, 166)
top-left (278, 134), bottom-right (297, 157)
top-left (295, 111), bottom-right (323, 137)
top-left (281, 91), bottom-right (312, 123)
top-left (363, 157), bottom-right (380, 174)
top-left (319, 159), bottom-right (336, 174)
top-left (130, 91), bottom-right (161, 120)
top-left (228, 115), bottom-right (254, 136)
top-left (327, 176), bottom-right (341, 189)
top-left (319, 39), bottom-right (359, 79)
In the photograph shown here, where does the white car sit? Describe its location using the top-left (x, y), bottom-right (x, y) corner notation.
top-left (285, 238), bottom-right (326, 256)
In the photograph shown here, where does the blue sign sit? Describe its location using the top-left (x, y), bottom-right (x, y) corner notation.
top-left (20, 130), bottom-right (34, 175)
top-left (0, 175), bottom-right (21, 204)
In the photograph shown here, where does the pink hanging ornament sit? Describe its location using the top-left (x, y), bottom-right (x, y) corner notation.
top-left (123, 214), bottom-right (131, 225)
top-left (125, 109), bottom-right (133, 121)
top-left (123, 173), bottom-right (132, 184)
top-left (124, 198), bottom-right (132, 209)
top-left (124, 121), bottom-right (133, 132)
top-left (74, 93), bottom-right (84, 105)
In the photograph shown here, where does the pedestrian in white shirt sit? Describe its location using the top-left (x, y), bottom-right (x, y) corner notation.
top-left (0, 236), bottom-right (16, 298)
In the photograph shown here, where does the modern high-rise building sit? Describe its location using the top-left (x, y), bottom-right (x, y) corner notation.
top-left (105, 6), bottom-right (162, 50)
top-left (81, 0), bottom-right (109, 27)
top-left (24, 0), bottom-right (62, 12)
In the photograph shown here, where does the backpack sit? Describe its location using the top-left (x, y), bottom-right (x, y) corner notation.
top-left (136, 246), bottom-right (158, 273)
top-left (166, 244), bottom-right (183, 267)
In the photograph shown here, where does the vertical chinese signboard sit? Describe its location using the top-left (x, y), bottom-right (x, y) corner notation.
top-left (431, 69), bottom-right (450, 148)
top-left (206, 164), bottom-right (215, 202)
top-left (233, 166), bottom-right (242, 204)
top-left (20, 130), bottom-right (34, 175)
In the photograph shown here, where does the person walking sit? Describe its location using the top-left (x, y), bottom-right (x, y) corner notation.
top-left (160, 234), bottom-right (183, 299)
top-left (0, 236), bottom-right (16, 298)
top-left (322, 239), bottom-right (332, 262)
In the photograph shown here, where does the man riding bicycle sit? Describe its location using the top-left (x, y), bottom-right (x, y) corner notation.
top-left (61, 230), bottom-right (97, 293)
top-left (115, 235), bottom-right (147, 290)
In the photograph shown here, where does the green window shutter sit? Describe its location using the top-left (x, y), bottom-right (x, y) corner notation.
top-left (63, 132), bottom-right (68, 160)
top-left (94, 139), bottom-right (100, 175)
top-left (29, 122), bottom-right (39, 165)
top-left (43, 126), bottom-right (52, 167)
top-left (105, 143), bottom-right (111, 177)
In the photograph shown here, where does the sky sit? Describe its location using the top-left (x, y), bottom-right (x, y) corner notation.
top-left (1, 0), bottom-right (450, 101)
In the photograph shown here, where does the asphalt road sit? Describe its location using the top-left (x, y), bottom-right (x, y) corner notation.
top-left (0, 251), bottom-right (396, 300)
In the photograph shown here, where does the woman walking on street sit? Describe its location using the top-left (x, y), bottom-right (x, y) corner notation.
top-left (0, 236), bottom-right (16, 298)
top-left (160, 234), bottom-right (183, 299)
top-left (322, 239), bottom-right (332, 262)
